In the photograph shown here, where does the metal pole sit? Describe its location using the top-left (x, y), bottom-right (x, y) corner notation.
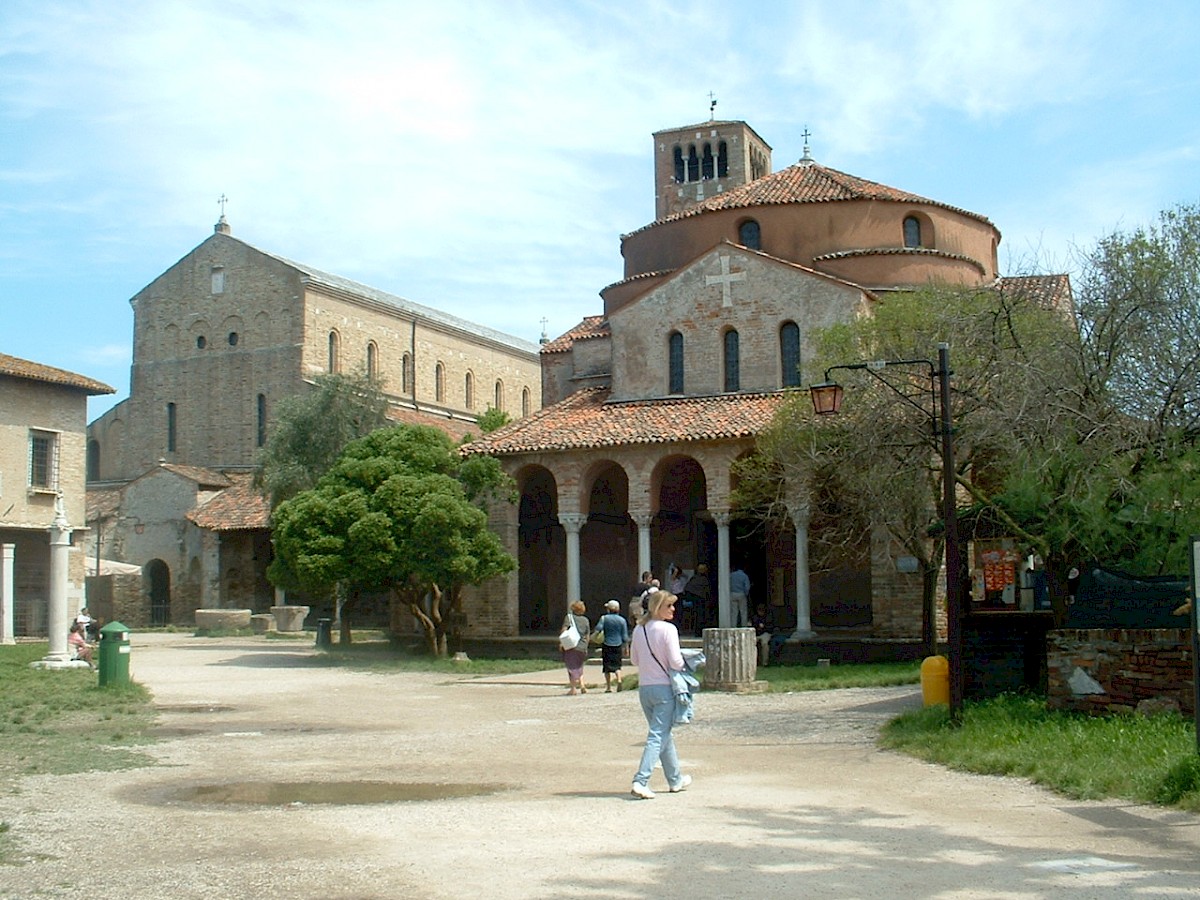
top-left (938, 343), bottom-right (965, 723)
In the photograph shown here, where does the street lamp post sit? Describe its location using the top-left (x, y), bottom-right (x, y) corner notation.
top-left (810, 342), bottom-right (964, 723)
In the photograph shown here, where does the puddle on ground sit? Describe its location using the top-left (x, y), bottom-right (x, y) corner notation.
top-left (177, 781), bottom-right (504, 805)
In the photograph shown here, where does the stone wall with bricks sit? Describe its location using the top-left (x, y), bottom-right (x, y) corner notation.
top-left (1046, 628), bottom-right (1194, 716)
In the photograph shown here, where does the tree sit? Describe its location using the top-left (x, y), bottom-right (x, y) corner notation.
top-left (475, 407), bottom-right (512, 434)
top-left (256, 372), bottom-right (391, 509)
top-left (269, 424), bottom-right (515, 654)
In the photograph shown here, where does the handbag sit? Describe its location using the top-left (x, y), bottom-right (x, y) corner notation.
top-left (589, 617), bottom-right (606, 646)
top-left (559, 615), bottom-right (581, 650)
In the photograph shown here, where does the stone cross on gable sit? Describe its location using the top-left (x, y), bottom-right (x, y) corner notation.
top-left (706, 255), bottom-right (747, 307)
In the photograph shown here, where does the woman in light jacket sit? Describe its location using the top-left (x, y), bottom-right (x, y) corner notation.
top-left (629, 591), bottom-right (691, 799)
top-left (561, 600), bottom-right (591, 695)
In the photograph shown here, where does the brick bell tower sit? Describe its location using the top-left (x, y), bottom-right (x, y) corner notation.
top-left (652, 114), bottom-right (772, 220)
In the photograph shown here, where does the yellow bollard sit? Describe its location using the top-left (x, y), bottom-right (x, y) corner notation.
top-left (920, 655), bottom-right (949, 707)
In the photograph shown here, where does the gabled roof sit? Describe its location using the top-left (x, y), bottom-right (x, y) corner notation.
top-left (625, 160), bottom-right (995, 238)
top-left (153, 463), bottom-right (232, 490)
top-left (0, 353), bottom-right (114, 395)
top-left (993, 274), bottom-right (1074, 311)
top-left (187, 473), bottom-right (270, 531)
top-left (463, 387), bottom-right (789, 455)
top-left (540, 316), bottom-right (609, 354)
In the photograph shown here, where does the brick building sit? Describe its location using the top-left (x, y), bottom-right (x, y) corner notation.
top-left (86, 220), bottom-right (541, 624)
top-left (464, 118), bottom-right (1069, 643)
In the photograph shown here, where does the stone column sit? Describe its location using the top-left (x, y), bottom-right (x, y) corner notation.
top-left (560, 513), bottom-right (585, 605)
top-left (789, 500), bottom-right (816, 637)
top-left (1, 543), bottom-right (14, 644)
top-left (702, 627), bottom-right (767, 693)
top-left (631, 511), bottom-right (653, 578)
top-left (713, 509), bottom-right (732, 628)
top-left (43, 495), bottom-right (72, 664)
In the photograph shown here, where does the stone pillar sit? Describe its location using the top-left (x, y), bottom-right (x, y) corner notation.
top-left (713, 509), bottom-right (732, 628)
top-left (789, 500), bottom-right (816, 637)
top-left (43, 495), bottom-right (72, 664)
top-left (560, 513), bottom-right (585, 605)
top-left (631, 511), bottom-right (653, 579)
top-left (702, 627), bottom-right (767, 693)
top-left (199, 528), bottom-right (221, 608)
top-left (1, 543), bottom-right (14, 644)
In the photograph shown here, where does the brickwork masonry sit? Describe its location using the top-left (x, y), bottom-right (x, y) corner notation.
top-left (1046, 628), bottom-right (1194, 716)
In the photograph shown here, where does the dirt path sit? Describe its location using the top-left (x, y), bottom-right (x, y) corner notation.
top-left (2, 633), bottom-right (1199, 899)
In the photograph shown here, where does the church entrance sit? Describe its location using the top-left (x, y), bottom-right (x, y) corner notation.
top-left (517, 466), bottom-right (564, 634)
top-left (147, 559), bottom-right (171, 625)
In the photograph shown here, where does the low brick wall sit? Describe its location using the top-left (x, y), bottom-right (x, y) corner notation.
top-left (1046, 628), bottom-right (1195, 716)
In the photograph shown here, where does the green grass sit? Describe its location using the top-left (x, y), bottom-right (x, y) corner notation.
top-left (0, 643), bottom-right (159, 863)
top-left (881, 693), bottom-right (1200, 810)
top-left (758, 660), bottom-right (921, 692)
top-left (313, 633), bottom-right (563, 676)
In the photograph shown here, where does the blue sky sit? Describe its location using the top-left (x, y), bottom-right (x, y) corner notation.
top-left (2, 0), bottom-right (1198, 419)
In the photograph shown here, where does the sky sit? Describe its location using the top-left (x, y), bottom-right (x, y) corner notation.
top-left (2, 0), bottom-right (1198, 419)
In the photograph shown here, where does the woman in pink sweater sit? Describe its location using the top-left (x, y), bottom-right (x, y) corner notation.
top-left (628, 591), bottom-right (691, 799)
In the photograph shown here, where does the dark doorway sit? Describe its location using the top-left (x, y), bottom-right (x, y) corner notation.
top-left (147, 559), bottom-right (171, 625)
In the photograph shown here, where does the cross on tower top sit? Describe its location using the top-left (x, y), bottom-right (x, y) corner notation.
top-left (218, 193), bottom-right (228, 216)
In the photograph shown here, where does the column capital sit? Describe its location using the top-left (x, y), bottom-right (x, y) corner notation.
top-left (710, 509), bottom-right (732, 528)
top-left (630, 511), bottom-right (654, 529)
top-left (787, 500), bottom-right (811, 525)
top-left (558, 513), bottom-right (586, 534)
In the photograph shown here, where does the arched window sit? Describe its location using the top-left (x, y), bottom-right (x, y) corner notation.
top-left (903, 215), bottom-right (922, 248)
top-left (435, 362), bottom-right (445, 403)
top-left (465, 371), bottom-right (475, 409)
top-left (366, 342), bottom-right (378, 380)
top-left (738, 219), bottom-right (761, 251)
top-left (780, 322), bottom-right (801, 388)
top-left (166, 402), bottom-right (177, 453)
top-left (724, 329), bottom-right (740, 392)
top-left (86, 440), bottom-right (100, 482)
top-left (687, 145), bottom-right (699, 182)
top-left (327, 330), bottom-right (340, 373)
top-left (401, 352), bottom-right (412, 393)
top-left (717, 141), bottom-right (728, 177)
top-left (668, 331), bottom-right (684, 394)
top-left (701, 143), bottom-right (714, 179)
top-left (494, 379), bottom-right (504, 411)
top-left (256, 394), bottom-right (267, 447)
top-left (673, 146), bottom-right (685, 183)
top-left (522, 387), bottom-right (531, 417)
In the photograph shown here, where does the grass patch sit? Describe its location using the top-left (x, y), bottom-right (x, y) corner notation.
top-left (192, 627), bottom-right (254, 638)
top-left (759, 660), bottom-right (921, 692)
top-left (313, 634), bottom-right (563, 676)
top-left (0, 643), bottom-right (159, 863)
top-left (881, 693), bottom-right (1200, 810)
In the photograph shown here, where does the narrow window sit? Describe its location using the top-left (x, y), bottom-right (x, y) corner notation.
top-left (522, 387), bottom-right (531, 417)
top-left (673, 146), bottom-right (685, 183)
top-left (494, 379), bottom-right (504, 411)
top-left (465, 371), bottom-right (475, 409)
top-left (687, 145), bottom-right (699, 182)
top-left (904, 216), bottom-right (922, 248)
top-left (701, 143), bottom-right (714, 180)
top-left (668, 331), bottom-right (684, 394)
top-left (402, 352), bottom-right (412, 393)
top-left (738, 219), bottom-right (761, 251)
top-left (717, 141), bottom-right (728, 177)
top-left (87, 439), bottom-right (101, 482)
top-left (780, 322), bottom-right (801, 388)
top-left (227, 331), bottom-right (238, 346)
top-left (211, 266), bottom-right (225, 294)
top-left (435, 362), bottom-right (445, 403)
top-left (328, 330), bottom-right (340, 373)
top-left (196, 335), bottom-right (207, 349)
top-left (724, 330), bottom-right (740, 392)
top-left (366, 342), bottom-right (378, 380)
top-left (256, 394), bottom-right (267, 448)
top-left (29, 430), bottom-right (58, 490)
top-left (166, 403), bottom-right (177, 453)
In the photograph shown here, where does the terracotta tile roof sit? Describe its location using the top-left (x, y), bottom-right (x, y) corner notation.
top-left (625, 161), bottom-right (994, 238)
top-left (187, 473), bottom-right (270, 531)
top-left (157, 463), bottom-right (232, 489)
top-left (0, 352), bottom-right (114, 394)
top-left (994, 274), bottom-right (1073, 311)
top-left (540, 316), bottom-right (609, 354)
top-left (385, 405), bottom-right (482, 442)
top-left (86, 488), bottom-right (122, 523)
top-left (464, 387), bottom-right (789, 455)
top-left (813, 247), bottom-right (984, 271)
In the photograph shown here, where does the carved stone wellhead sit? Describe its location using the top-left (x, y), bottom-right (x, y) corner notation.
top-left (701, 628), bottom-right (768, 693)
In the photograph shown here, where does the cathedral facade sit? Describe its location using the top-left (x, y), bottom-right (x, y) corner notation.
top-left (465, 119), bottom-right (1065, 644)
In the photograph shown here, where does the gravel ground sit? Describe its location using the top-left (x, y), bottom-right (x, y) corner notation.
top-left (2, 633), bottom-right (1200, 899)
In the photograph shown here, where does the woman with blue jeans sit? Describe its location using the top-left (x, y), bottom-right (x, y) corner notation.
top-left (629, 591), bottom-right (691, 799)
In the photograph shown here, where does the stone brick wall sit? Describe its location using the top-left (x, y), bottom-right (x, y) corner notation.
top-left (1046, 628), bottom-right (1194, 716)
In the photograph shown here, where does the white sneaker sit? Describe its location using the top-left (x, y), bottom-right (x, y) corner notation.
top-left (630, 782), bottom-right (656, 799)
top-left (669, 775), bottom-right (692, 793)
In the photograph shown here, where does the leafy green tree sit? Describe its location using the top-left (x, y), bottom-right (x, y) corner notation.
top-left (475, 406), bottom-right (512, 434)
top-left (256, 372), bottom-right (391, 509)
top-left (269, 424), bottom-right (515, 654)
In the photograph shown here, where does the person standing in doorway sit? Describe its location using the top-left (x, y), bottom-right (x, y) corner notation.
top-left (596, 599), bottom-right (630, 692)
top-left (682, 564), bottom-right (712, 636)
top-left (629, 591), bottom-right (690, 799)
top-left (730, 565), bottom-right (751, 628)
